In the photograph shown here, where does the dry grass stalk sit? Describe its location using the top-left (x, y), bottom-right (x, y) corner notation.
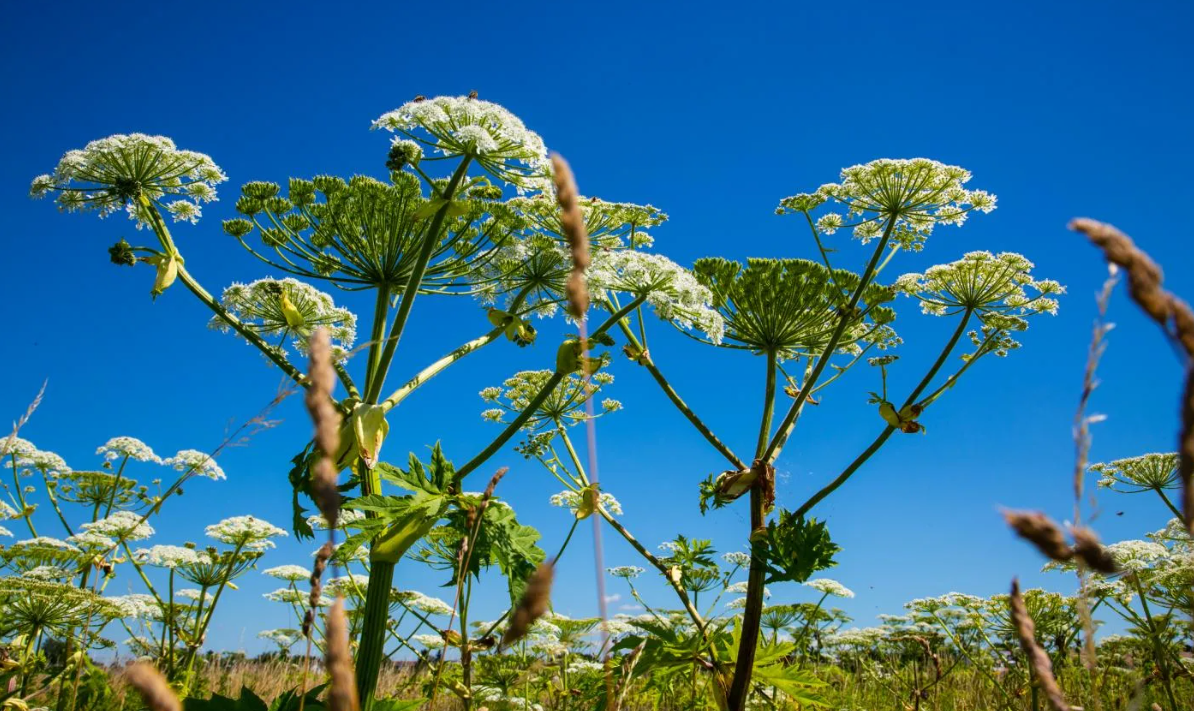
top-left (3, 379), bottom-right (46, 455)
top-left (1009, 579), bottom-right (1070, 711)
top-left (1072, 218), bottom-right (1194, 537)
top-left (306, 328), bottom-right (342, 528)
top-left (501, 561), bottom-right (555, 648)
top-left (1070, 219), bottom-right (1194, 353)
top-left (124, 662), bottom-right (181, 711)
top-left (551, 154), bottom-right (590, 318)
top-left (325, 597), bottom-right (360, 711)
top-left (1003, 510), bottom-right (1073, 562)
top-left (1070, 526), bottom-right (1119, 575)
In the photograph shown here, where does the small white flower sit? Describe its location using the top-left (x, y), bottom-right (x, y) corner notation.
top-left (412, 633), bottom-right (445, 649)
top-left (263, 564), bottom-right (311, 582)
top-left (82, 511), bottom-right (155, 541)
top-left (404, 591), bottom-right (454, 616)
top-left (804, 578), bottom-right (855, 599)
top-left (96, 437), bottom-right (162, 464)
top-left (549, 489), bottom-right (623, 517)
top-left (607, 566), bottom-right (644, 579)
top-left (134, 545), bottom-right (202, 568)
top-left (722, 552), bottom-right (752, 567)
top-left (205, 515), bottom-right (287, 550)
top-left (164, 450), bottom-right (226, 481)
top-left (258, 628), bottom-right (303, 648)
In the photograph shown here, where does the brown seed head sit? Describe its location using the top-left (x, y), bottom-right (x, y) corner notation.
top-left (124, 663), bottom-right (181, 711)
top-left (1002, 510), bottom-right (1073, 562)
top-left (1073, 218), bottom-right (1194, 538)
top-left (502, 561), bottom-right (554, 648)
top-left (1009, 579), bottom-right (1070, 711)
top-left (551, 154), bottom-right (590, 317)
top-left (305, 328), bottom-right (343, 528)
top-left (1069, 526), bottom-right (1119, 574)
top-left (325, 597), bottom-right (360, 711)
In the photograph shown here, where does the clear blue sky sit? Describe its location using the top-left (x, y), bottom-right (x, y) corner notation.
top-left (3, 1), bottom-right (1192, 655)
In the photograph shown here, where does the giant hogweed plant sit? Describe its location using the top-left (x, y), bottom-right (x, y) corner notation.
top-left (31, 95), bottom-right (1062, 709)
top-left (498, 159), bottom-right (1062, 708)
top-left (29, 96), bottom-right (662, 708)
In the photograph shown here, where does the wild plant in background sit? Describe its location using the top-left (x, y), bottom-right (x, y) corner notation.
top-left (0, 432), bottom-right (286, 706)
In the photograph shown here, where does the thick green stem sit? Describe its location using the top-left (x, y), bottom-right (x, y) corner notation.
top-left (364, 157), bottom-right (474, 403)
top-left (363, 287), bottom-right (393, 399)
top-left (727, 351), bottom-right (778, 710)
top-left (355, 560), bottom-right (396, 710)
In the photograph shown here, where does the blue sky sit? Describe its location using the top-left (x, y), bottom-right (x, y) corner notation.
top-left (3, 1), bottom-right (1193, 655)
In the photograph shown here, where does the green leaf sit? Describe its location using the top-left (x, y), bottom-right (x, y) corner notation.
top-left (286, 444), bottom-right (317, 541)
top-left (184, 686), bottom-right (268, 711)
top-left (268, 683), bottom-right (327, 711)
top-left (377, 444), bottom-right (453, 495)
top-left (754, 509), bottom-right (839, 585)
top-left (751, 665), bottom-right (827, 706)
top-left (487, 505), bottom-right (547, 606)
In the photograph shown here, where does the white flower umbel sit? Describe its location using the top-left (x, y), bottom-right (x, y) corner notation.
top-left (895, 251), bottom-right (1062, 319)
top-left (66, 531), bottom-right (115, 550)
top-left (722, 552), bottom-right (752, 568)
top-left (588, 250), bottom-right (725, 344)
top-left (213, 277), bottom-right (357, 357)
top-left (96, 436), bottom-right (162, 464)
top-left (82, 511), bottom-right (155, 541)
top-left (507, 195), bottom-right (667, 248)
top-left (258, 628), bottom-right (302, 649)
top-left (205, 515), bottom-right (287, 550)
top-left (0, 437), bottom-right (37, 459)
top-left (30, 133), bottom-right (226, 225)
top-left (0, 525), bottom-right (11, 537)
top-left (1091, 452), bottom-right (1181, 494)
top-left (265, 587), bottom-right (330, 607)
top-left (107, 594), bottom-right (164, 620)
top-left (373, 96), bottom-right (549, 193)
top-left (404, 591), bottom-right (454, 616)
top-left (804, 578), bottom-right (855, 599)
top-left (550, 489), bottom-right (624, 516)
top-left (727, 581), bottom-right (771, 597)
top-left (20, 449), bottom-right (70, 477)
top-left (305, 508), bottom-right (365, 531)
top-left (778, 158), bottom-right (996, 252)
top-left (1104, 540), bottom-right (1169, 573)
top-left (412, 633), bottom-right (446, 649)
top-left (263, 564), bottom-right (312, 582)
top-left (607, 565), bottom-right (644, 579)
top-left (134, 544), bottom-right (203, 568)
top-left (164, 450), bottom-right (226, 481)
